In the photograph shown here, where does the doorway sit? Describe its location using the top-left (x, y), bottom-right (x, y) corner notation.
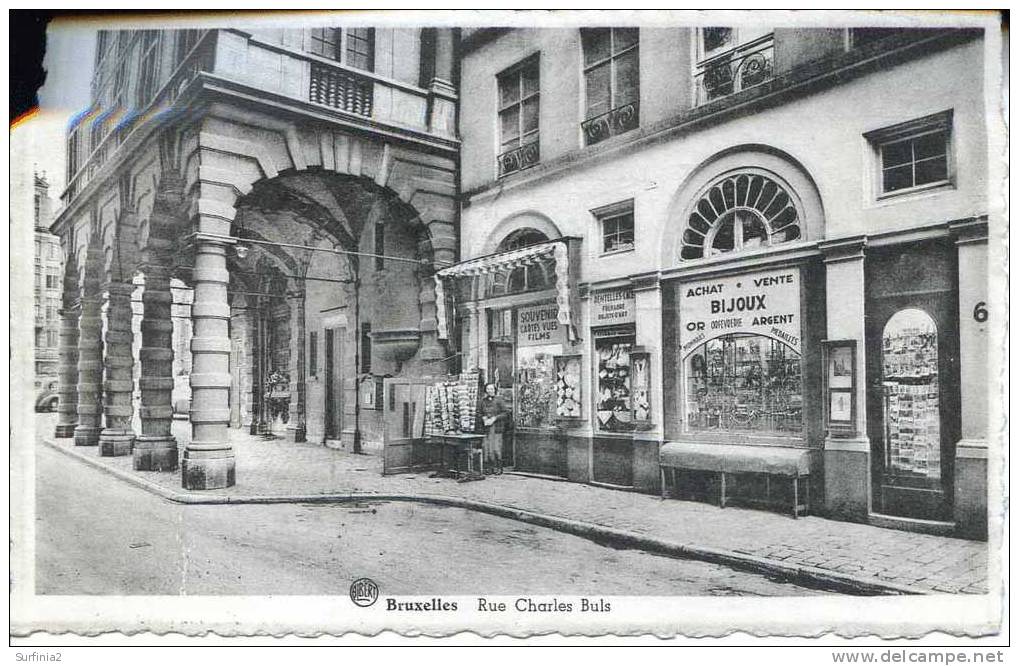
top-left (324, 328), bottom-right (344, 440)
top-left (865, 243), bottom-right (960, 521)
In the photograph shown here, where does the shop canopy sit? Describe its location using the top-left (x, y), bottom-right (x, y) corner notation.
top-left (434, 237), bottom-right (582, 343)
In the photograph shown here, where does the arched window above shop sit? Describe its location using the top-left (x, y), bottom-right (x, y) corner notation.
top-left (487, 228), bottom-right (556, 297)
top-left (680, 171), bottom-right (803, 261)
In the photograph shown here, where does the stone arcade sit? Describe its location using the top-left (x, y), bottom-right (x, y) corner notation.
top-left (50, 27), bottom-right (460, 489)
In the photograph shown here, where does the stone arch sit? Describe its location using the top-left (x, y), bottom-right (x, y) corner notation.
top-left (660, 144), bottom-right (825, 267)
top-left (482, 210), bottom-right (563, 255)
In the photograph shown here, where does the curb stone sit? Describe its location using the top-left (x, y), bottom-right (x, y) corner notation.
top-left (42, 437), bottom-right (928, 597)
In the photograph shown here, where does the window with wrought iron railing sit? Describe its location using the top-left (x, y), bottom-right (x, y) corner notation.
top-left (581, 28), bottom-right (639, 146)
top-left (695, 27), bottom-right (774, 105)
top-left (497, 55), bottom-right (540, 177)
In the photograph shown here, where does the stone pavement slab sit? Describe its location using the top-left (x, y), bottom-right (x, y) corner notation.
top-left (43, 419), bottom-right (988, 596)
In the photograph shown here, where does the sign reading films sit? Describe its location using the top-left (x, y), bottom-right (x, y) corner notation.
top-left (517, 302), bottom-right (566, 347)
top-left (679, 267), bottom-right (801, 358)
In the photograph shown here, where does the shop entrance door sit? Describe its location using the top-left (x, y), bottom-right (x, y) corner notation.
top-left (324, 328), bottom-right (344, 439)
top-left (866, 297), bottom-right (959, 521)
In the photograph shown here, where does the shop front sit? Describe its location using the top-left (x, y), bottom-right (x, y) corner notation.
top-left (588, 286), bottom-right (653, 488)
top-left (661, 260), bottom-right (826, 514)
top-left (434, 236), bottom-right (583, 478)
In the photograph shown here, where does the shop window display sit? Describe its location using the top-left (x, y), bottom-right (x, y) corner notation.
top-left (685, 333), bottom-right (802, 434)
top-left (881, 309), bottom-right (941, 481)
top-left (515, 344), bottom-right (559, 428)
top-left (554, 354), bottom-right (582, 418)
top-left (595, 332), bottom-right (635, 432)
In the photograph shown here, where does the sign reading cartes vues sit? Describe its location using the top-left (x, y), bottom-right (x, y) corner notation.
top-left (678, 267), bottom-right (802, 358)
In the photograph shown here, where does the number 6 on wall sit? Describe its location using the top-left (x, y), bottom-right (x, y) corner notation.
top-left (973, 301), bottom-right (988, 323)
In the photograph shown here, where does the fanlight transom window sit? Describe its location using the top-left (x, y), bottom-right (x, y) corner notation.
top-left (680, 172), bottom-right (802, 260)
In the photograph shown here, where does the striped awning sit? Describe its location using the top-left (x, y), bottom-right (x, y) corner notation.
top-left (434, 239), bottom-right (578, 342)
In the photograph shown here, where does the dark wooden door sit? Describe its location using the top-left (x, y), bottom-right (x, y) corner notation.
top-left (324, 328), bottom-right (343, 439)
top-left (865, 243), bottom-right (960, 521)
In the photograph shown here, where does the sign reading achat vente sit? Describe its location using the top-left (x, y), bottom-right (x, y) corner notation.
top-left (517, 302), bottom-right (565, 347)
top-left (592, 287), bottom-right (636, 325)
top-left (679, 267), bottom-right (802, 358)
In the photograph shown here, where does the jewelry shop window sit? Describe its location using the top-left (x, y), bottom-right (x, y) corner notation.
top-left (678, 267), bottom-right (804, 437)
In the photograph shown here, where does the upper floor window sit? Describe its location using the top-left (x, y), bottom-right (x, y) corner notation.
top-left (866, 110), bottom-right (953, 198)
top-left (309, 28), bottom-right (341, 60)
top-left (175, 29), bottom-right (202, 65)
top-left (308, 28), bottom-right (375, 72)
top-left (497, 55), bottom-right (540, 177)
top-left (680, 171), bottom-right (802, 260)
top-left (695, 27), bottom-right (774, 105)
top-left (593, 200), bottom-right (635, 254)
top-left (136, 31), bottom-right (162, 109)
top-left (345, 28), bottom-right (374, 71)
top-left (581, 28), bottom-right (639, 145)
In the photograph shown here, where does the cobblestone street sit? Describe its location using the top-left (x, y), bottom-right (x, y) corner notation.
top-left (39, 414), bottom-right (989, 595)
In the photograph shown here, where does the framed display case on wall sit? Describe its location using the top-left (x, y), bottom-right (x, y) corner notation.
top-left (553, 353), bottom-right (583, 421)
top-left (822, 339), bottom-right (857, 437)
top-left (629, 347), bottom-right (652, 429)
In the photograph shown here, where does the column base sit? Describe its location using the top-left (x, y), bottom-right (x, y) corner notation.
top-left (99, 430), bottom-right (135, 457)
top-left (287, 425), bottom-right (307, 443)
top-left (181, 449), bottom-right (235, 490)
top-left (954, 439), bottom-right (988, 541)
top-left (133, 436), bottom-right (179, 472)
top-left (823, 436), bottom-right (871, 522)
top-left (54, 423), bottom-right (77, 438)
top-left (73, 425), bottom-right (100, 447)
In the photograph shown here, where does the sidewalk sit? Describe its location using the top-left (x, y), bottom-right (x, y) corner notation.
top-left (42, 419), bottom-right (988, 596)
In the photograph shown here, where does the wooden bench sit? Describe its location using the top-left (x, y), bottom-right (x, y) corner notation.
top-left (660, 442), bottom-right (820, 518)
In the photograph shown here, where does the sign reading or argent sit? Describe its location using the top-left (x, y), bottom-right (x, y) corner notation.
top-left (678, 267), bottom-right (802, 358)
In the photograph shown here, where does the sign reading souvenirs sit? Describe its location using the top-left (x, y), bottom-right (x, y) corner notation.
top-left (592, 287), bottom-right (636, 326)
top-left (679, 267), bottom-right (802, 357)
top-left (517, 302), bottom-right (565, 347)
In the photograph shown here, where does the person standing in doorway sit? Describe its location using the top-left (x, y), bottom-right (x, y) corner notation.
top-left (480, 382), bottom-right (508, 473)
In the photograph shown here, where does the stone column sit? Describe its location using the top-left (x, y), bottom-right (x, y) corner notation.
top-left (949, 218), bottom-right (989, 539)
top-left (287, 287), bottom-right (307, 442)
top-left (98, 281), bottom-right (137, 456)
top-left (417, 221), bottom-right (456, 372)
top-left (54, 303), bottom-right (80, 438)
top-left (74, 270), bottom-right (104, 447)
top-left (182, 231), bottom-right (235, 489)
top-left (427, 29), bottom-right (457, 136)
top-left (819, 237), bottom-right (871, 522)
top-left (134, 264), bottom-right (178, 471)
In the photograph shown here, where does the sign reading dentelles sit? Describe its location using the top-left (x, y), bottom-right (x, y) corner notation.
top-left (517, 302), bottom-right (565, 347)
top-left (679, 268), bottom-right (802, 357)
top-left (592, 287), bottom-right (635, 325)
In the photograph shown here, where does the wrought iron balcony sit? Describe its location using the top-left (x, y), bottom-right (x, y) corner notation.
top-left (309, 62), bottom-right (374, 118)
top-left (498, 140), bottom-right (540, 178)
top-left (581, 102), bottom-right (639, 146)
top-left (696, 35), bottom-right (774, 105)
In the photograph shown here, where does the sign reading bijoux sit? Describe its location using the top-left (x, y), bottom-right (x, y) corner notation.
top-left (679, 267), bottom-right (801, 358)
top-left (592, 287), bottom-right (636, 325)
top-left (517, 302), bottom-right (566, 347)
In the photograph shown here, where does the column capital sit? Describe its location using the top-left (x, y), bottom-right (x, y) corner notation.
top-left (948, 217), bottom-right (989, 246)
top-left (818, 235), bottom-right (867, 265)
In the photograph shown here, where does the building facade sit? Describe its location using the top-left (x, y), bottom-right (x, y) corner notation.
top-left (51, 25), bottom-right (460, 488)
top-left (450, 27), bottom-right (989, 538)
top-left (34, 173), bottom-right (64, 396)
